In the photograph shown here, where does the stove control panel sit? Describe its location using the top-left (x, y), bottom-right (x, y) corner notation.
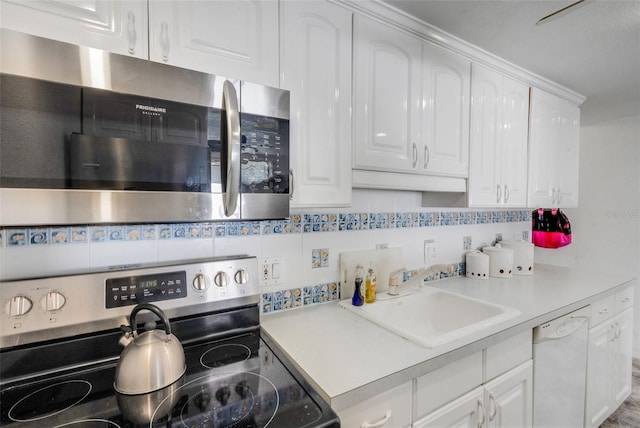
top-left (105, 271), bottom-right (188, 308)
top-left (0, 256), bottom-right (259, 348)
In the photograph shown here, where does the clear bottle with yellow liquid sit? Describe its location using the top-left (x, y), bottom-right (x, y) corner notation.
top-left (365, 264), bottom-right (377, 303)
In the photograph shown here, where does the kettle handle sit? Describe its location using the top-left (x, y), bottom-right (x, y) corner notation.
top-left (129, 303), bottom-right (172, 336)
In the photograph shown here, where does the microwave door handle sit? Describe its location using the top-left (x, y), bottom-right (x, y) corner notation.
top-left (222, 80), bottom-right (241, 217)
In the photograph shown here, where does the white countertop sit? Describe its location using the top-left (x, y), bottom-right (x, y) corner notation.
top-left (260, 264), bottom-right (636, 411)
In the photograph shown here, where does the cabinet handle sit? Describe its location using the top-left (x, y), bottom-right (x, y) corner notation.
top-left (127, 11), bottom-right (137, 55)
top-left (609, 323), bottom-right (617, 342)
top-left (599, 308), bottom-right (609, 315)
top-left (412, 143), bottom-right (418, 168)
top-left (620, 297), bottom-right (630, 303)
top-left (477, 398), bottom-right (486, 428)
top-left (614, 321), bottom-right (621, 340)
top-left (289, 168), bottom-right (294, 201)
top-left (424, 145), bottom-right (430, 169)
top-left (496, 184), bottom-right (502, 204)
top-left (488, 393), bottom-right (497, 421)
top-left (160, 21), bottom-right (170, 62)
top-left (557, 188), bottom-right (563, 205)
top-left (360, 410), bottom-right (392, 428)
top-left (503, 185), bottom-right (510, 203)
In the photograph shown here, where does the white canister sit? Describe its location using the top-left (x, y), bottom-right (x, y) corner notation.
top-left (482, 244), bottom-right (514, 278)
top-left (500, 239), bottom-right (534, 275)
top-left (465, 251), bottom-right (490, 279)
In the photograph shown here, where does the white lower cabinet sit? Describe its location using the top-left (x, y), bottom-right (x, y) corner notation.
top-left (412, 330), bottom-right (532, 428)
top-left (414, 362), bottom-right (533, 428)
top-left (585, 286), bottom-right (635, 428)
top-left (483, 361), bottom-right (533, 428)
top-left (335, 331), bottom-right (534, 427)
top-left (336, 381), bottom-right (413, 428)
top-left (413, 386), bottom-right (484, 428)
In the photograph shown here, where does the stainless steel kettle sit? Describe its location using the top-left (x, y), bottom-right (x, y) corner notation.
top-left (114, 303), bottom-right (186, 395)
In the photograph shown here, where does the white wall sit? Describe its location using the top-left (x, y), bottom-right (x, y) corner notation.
top-left (535, 114), bottom-right (640, 357)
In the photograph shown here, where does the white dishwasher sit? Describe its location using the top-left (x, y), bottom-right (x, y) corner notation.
top-left (533, 306), bottom-right (591, 428)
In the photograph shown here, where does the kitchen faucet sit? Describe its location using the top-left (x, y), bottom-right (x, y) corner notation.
top-left (387, 263), bottom-right (458, 296)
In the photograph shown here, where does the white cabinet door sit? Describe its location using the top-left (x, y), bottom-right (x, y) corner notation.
top-left (468, 65), bottom-right (528, 207)
top-left (611, 308), bottom-right (633, 407)
top-left (0, 0), bottom-right (148, 58)
top-left (484, 361), bottom-right (533, 428)
top-left (281, 0), bottom-right (352, 208)
top-left (413, 387), bottom-right (483, 428)
top-left (586, 300), bottom-right (634, 428)
top-left (353, 14), bottom-right (422, 173)
top-left (468, 64), bottom-right (502, 207)
top-left (148, 0), bottom-right (279, 87)
top-left (554, 99), bottom-right (580, 207)
top-left (586, 319), bottom-right (614, 427)
top-left (421, 42), bottom-right (470, 177)
top-left (337, 381), bottom-right (412, 428)
top-left (528, 87), bottom-right (580, 208)
top-left (500, 76), bottom-right (529, 207)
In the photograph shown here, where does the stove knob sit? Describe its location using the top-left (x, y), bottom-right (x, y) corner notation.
top-left (192, 273), bottom-right (210, 291)
top-left (235, 380), bottom-right (249, 398)
top-left (5, 295), bottom-right (33, 317)
top-left (194, 390), bottom-right (211, 411)
top-left (40, 292), bottom-right (66, 312)
top-left (234, 269), bottom-right (249, 285)
top-left (215, 385), bottom-right (231, 406)
top-left (214, 271), bottom-right (229, 288)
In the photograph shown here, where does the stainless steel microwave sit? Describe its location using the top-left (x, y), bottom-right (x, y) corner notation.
top-left (0, 30), bottom-right (290, 226)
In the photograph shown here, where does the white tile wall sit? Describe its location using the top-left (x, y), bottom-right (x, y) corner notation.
top-left (0, 190), bottom-right (531, 315)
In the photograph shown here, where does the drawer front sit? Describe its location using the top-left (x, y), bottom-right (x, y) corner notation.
top-left (415, 351), bottom-right (483, 419)
top-left (337, 381), bottom-right (412, 428)
top-left (485, 330), bottom-right (533, 382)
top-left (590, 295), bottom-right (616, 327)
top-left (615, 286), bottom-right (635, 313)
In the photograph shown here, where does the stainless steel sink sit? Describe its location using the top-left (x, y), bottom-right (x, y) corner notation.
top-left (339, 287), bottom-right (520, 348)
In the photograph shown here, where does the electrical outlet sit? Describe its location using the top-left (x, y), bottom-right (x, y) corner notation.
top-left (424, 239), bottom-right (438, 264)
top-left (259, 257), bottom-right (284, 286)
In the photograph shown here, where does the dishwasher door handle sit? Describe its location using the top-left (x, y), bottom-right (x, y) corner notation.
top-left (534, 315), bottom-right (589, 343)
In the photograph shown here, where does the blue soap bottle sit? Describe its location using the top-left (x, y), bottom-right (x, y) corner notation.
top-left (352, 264), bottom-right (364, 306)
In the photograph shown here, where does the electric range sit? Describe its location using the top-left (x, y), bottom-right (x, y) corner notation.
top-left (0, 256), bottom-right (339, 427)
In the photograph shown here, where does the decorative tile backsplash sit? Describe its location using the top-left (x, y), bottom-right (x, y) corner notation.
top-left (1, 209), bottom-right (530, 314)
top-left (1, 210), bottom-right (531, 246)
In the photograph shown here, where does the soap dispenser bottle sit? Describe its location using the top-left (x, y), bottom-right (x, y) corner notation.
top-left (365, 264), bottom-right (377, 303)
top-left (352, 264), bottom-right (364, 306)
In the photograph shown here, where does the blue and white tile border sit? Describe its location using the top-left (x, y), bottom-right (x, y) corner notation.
top-left (0, 210), bottom-right (531, 245)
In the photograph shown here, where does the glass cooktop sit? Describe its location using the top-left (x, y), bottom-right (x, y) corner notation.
top-left (0, 332), bottom-right (336, 428)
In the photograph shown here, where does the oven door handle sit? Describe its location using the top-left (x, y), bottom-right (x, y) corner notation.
top-left (222, 80), bottom-right (241, 217)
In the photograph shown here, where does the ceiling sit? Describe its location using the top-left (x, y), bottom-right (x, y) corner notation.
top-left (381, 0), bottom-right (640, 125)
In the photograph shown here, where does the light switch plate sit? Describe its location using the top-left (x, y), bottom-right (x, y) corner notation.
top-left (424, 239), bottom-right (438, 263)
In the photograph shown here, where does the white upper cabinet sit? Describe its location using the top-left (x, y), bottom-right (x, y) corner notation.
top-left (0, 0), bottom-right (148, 59)
top-left (468, 64), bottom-right (529, 207)
top-left (353, 14), bottom-right (422, 173)
top-left (421, 42), bottom-right (470, 177)
top-left (528, 87), bottom-right (580, 207)
top-left (148, 0), bottom-right (279, 87)
top-left (281, 0), bottom-right (352, 208)
top-left (352, 15), bottom-right (469, 192)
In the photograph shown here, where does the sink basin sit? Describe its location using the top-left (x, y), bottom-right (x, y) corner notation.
top-left (339, 287), bottom-right (520, 348)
